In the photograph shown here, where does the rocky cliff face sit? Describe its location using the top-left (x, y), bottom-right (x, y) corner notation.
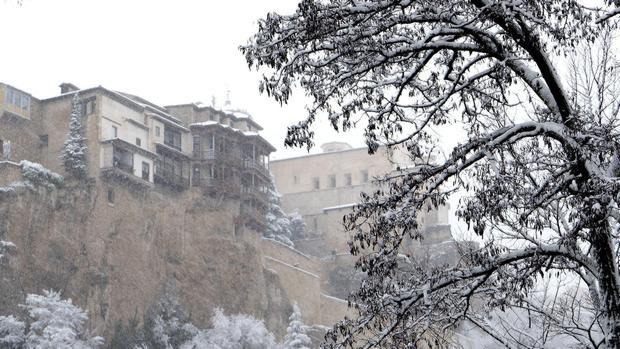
top-left (0, 179), bottom-right (293, 341)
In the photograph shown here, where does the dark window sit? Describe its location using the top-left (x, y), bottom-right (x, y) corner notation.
top-left (39, 135), bottom-right (49, 147)
top-left (345, 173), bottom-right (352, 186)
top-left (136, 137), bottom-right (142, 147)
top-left (312, 217), bottom-right (318, 232)
top-left (293, 175), bottom-right (299, 184)
top-left (313, 177), bottom-right (320, 190)
top-left (112, 126), bottom-right (118, 138)
top-left (361, 170), bottom-right (369, 183)
top-left (329, 174), bottom-right (336, 188)
top-left (155, 126), bottom-right (160, 137)
top-left (192, 136), bottom-right (200, 154)
top-left (192, 165), bottom-right (201, 186)
top-left (142, 161), bottom-right (150, 181)
top-left (107, 189), bottom-right (115, 204)
top-left (163, 126), bottom-right (182, 151)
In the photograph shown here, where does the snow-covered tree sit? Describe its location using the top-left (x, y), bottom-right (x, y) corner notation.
top-left (60, 93), bottom-right (88, 178)
top-left (288, 211), bottom-right (307, 241)
top-left (143, 286), bottom-right (197, 349)
top-left (0, 240), bottom-right (16, 263)
top-left (243, 1), bottom-right (620, 348)
top-left (282, 303), bottom-right (312, 349)
top-left (181, 308), bottom-right (277, 349)
top-left (0, 290), bottom-right (103, 348)
top-left (265, 176), bottom-right (295, 247)
top-left (0, 315), bottom-right (25, 348)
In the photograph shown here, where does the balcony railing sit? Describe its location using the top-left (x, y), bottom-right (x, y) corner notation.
top-left (192, 177), bottom-right (241, 195)
top-left (100, 139), bottom-right (155, 188)
top-left (113, 159), bottom-right (133, 174)
top-left (154, 168), bottom-right (189, 190)
top-left (193, 149), bottom-right (216, 159)
top-left (242, 158), bottom-right (269, 177)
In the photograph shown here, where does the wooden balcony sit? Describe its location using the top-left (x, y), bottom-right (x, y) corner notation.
top-left (242, 158), bottom-right (269, 178)
top-left (154, 167), bottom-right (189, 190)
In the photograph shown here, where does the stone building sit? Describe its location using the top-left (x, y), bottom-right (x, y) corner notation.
top-left (270, 142), bottom-right (456, 298)
top-left (0, 82), bottom-right (273, 230)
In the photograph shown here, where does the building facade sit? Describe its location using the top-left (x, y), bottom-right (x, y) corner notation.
top-left (270, 142), bottom-right (452, 255)
top-left (0, 82), bottom-right (274, 230)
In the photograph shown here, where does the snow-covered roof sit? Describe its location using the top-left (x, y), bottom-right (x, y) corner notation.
top-left (323, 203), bottom-right (358, 212)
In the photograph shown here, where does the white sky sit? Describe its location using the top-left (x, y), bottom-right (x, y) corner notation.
top-left (0, 0), bottom-right (365, 160)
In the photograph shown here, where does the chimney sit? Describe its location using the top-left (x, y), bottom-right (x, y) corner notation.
top-left (59, 82), bottom-right (80, 94)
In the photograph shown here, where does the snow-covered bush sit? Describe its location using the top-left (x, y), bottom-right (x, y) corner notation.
top-left (0, 315), bottom-right (25, 348)
top-left (288, 211), bottom-right (307, 241)
top-left (181, 308), bottom-right (277, 349)
top-left (0, 290), bottom-right (103, 349)
top-left (142, 286), bottom-right (197, 349)
top-left (19, 160), bottom-right (63, 189)
top-left (282, 304), bottom-right (312, 349)
top-left (0, 240), bottom-right (16, 263)
top-left (60, 93), bottom-right (88, 178)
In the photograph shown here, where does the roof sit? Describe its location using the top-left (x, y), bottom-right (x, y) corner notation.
top-left (39, 86), bottom-right (187, 128)
top-left (270, 145), bottom-right (370, 163)
top-left (165, 103), bottom-right (264, 130)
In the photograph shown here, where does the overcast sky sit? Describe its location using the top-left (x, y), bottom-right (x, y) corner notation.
top-left (0, 0), bottom-right (367, 160)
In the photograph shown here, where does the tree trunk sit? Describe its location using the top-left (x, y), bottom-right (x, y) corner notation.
top-left (592, 223), bottom-right (620, 348)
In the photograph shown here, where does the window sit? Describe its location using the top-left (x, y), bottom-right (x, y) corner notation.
top-left (39, 135), bottom-right (49, 147)
top-left (293, 175), bottom-right (299, 185)
top-left (193, 136), bottom-right (200, 153)
top-left (361, 170), bottom-right (369, 183)
top-left (107, 189), bottom-right (115, 204)
top-left (329, 174), bottom-right (336, 188)
top-left (112, 126), bottom-right (118, 138)
top-left (209, 164), bottom-right (216, 179)
top-left (312, 217), bottom-right (318, 232)
top-left (344, 173), bottom-right (352, 186)
top-left (164, 126), bottom-right (182, 150)
top-left (155, 126), bottom-right (160, 137)
top-left (313, 177), bottom-right (320, 190)
top-left (82, 99), bottom-right (96, 115)
top-left (141, 162), bottom-right (150, 181)
top-left (207, 134), bottom-right (215, 150)
top-left (192, 165), bottom-right (201, 186)
top-left (5, 86), bottom-right (30, 111)
top-left (136, 137), bottom-right (142, 147)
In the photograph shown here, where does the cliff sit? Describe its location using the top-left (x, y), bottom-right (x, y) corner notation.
top-left (0, 177), bottom-right (293, 341)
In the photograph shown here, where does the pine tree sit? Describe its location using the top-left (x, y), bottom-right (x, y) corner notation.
top-left (60, 93), bottom-right (88, 178)
top-left (264, 176), bottom-right (294, 247)
top-left (282, 303), bottom-right (311, 349)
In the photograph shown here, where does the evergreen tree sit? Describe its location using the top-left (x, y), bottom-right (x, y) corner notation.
top-left (264, 176), bottom-right (294, 247)
top-left (282, 303), bottom-right (311, 349)
top-left (60, 93), bottom-right (88, 178)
